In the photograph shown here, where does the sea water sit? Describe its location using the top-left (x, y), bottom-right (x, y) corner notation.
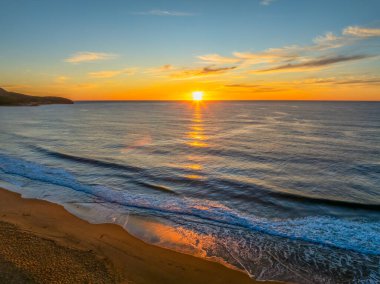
top-left (0, 101), bottom-right (379, 283)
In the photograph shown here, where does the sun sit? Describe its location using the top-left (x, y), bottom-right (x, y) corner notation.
top-left (192, 91), bottom-right (203, 101)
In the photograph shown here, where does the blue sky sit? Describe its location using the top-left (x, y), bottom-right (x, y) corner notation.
top-left (1, 0), bottom-right (379, 100)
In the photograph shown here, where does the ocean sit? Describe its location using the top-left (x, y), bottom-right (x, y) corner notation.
top-left (0, 101), bottom-right (379, 283)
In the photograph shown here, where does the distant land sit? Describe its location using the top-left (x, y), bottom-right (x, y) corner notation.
top-left (0, 88), bottom-right (73, 106)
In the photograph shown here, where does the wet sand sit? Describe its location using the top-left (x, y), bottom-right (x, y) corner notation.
top-left (0, 187), bottom-right (262, 283)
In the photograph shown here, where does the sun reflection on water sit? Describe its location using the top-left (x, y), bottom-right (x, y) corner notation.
top-left (182, 103), bottom-right (209, 180)
top-left (186, 104), bottom-right (209, 148)
top-left (184, 164), bottom-right (203, 170)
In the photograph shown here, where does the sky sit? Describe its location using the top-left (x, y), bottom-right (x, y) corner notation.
top-left (0, 0), bottom-right (379, 101)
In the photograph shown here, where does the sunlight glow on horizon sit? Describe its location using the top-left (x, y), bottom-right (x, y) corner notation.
top-left (192, 91), bottom-right (204, 101)
top-left (0, 1), bottom-right (379, 101)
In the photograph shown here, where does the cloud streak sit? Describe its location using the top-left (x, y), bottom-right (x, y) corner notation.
top-left (54, 76), bottom-right (69, 83)
top-left (198, 37), bottom-right (347, 67)
top-left (255, 55), bottom-right (372, 73)
top-left (145, 64), bottom-right (175, 74)
top-left (197, 54), bottom-right (241, 64)
top-left (260, 0), bottom-right (276, 6)
top-left (343, 26), bottom-right (380, 38)
top-left (224, 83), bottom-right (283, 92)
top-left (133, 10), bottom-right (195, 16)
top-left (65, 52), bottom-right (118, 63)
top-left (224, 76), bottom-right (380, 95)
top-left (299, 77), bottom-right (380, 86)
top-left (89, 68), bottom-right (136, 78)
top-left (170, 65), bottom-right (237, 79)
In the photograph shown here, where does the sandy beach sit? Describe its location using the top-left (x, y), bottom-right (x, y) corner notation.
top-left (0, 187), bottom-right (259, 284)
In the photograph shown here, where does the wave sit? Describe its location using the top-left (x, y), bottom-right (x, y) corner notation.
top-left (27, 145), bottom-right (380, 210)
top-left (29, 145), bottom-right (144, 173)
top-left (28, 145), bottom-right (205, 190)
top-left (268, 189), bottom-right (380, 210)
top-left (132, 180), bottom-right (178, 194)
top-left (0, 152), bottom-right (379, 256)
top-left (202, 176), bottom-right (380, 211)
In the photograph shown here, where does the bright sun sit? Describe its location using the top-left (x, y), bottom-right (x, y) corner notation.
top-left (192, 91), bottom-right (203, 101)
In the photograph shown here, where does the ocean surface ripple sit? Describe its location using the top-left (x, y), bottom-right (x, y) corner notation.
top-left (1, 101), bottom-right (379, 283)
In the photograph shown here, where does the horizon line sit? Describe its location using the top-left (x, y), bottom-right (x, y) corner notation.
top-left (73, 99), bottom-right (380, 102)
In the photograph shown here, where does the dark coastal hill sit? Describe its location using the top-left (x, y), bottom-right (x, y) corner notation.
top-left (0, 88), bottom-right (73, 106)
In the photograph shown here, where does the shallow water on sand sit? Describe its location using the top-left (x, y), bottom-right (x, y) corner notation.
top-left (1, 101), bottom-right (379, 283)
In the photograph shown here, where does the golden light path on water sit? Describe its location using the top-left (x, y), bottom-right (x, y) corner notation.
top-left (184, 102), bottom-right (209, 180)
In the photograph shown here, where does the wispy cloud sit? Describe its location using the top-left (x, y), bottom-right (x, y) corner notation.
top-left (197, 24), bottom-right (380, 74)
top-left (298, 76), bottom-right (380, 86)
top-left (224, 84), bottom-right (283, 92)
top-left (197, 54), bottom-right (240, 64)
top-left (142, 24), bottom-right (379, 82)
top-left (133, 10), bottom-right (195, 16)
top-left (146, 64), bottom-right (174, 74)
top-left (65, 52), bottom-right (118, 64)
top-left (170, 65), bottom-right (237, 79)
top-left (343, 26), bottom-right (380, 38)
top-left (334, 78), bottom-right (380, 85)
top-left (224, 75), bottom-right (380, 95)
top-left (312, 32), bottom-right (348, 50)
top-left (198, 41), bottom-right (341, 67)
top-left (255, 55), bottom-right (372, 73)
top-left (206, 34), bottom-right (348, 66)
top-left (89, 68), bottom-right (136, 78)
top-left (54, 76), bottom-right (69, 83)
top-left (233, 47), bottom-right (299, 64)
top-left (260, 0), bottom-right (276, 6)
top-left (74, 83), bottom-right (98, 89)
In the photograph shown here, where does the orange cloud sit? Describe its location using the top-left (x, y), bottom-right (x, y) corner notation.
top-left (224, 83), bottom-right (284, 92)
top-left (295, 76), bottom-right (380, 86)
top-left (146, 64), bottom-right (174, 74)
top-left (54, 76), bottom-right (69, 83)
top-left (170, 65), bottom-right (237, 79)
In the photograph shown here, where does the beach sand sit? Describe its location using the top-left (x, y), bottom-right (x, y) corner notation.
top-left (0, 187), bottom-right (261, 284)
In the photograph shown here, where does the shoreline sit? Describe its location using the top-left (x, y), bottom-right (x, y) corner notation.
top-left (0, 187), bottom-right (269, 283)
